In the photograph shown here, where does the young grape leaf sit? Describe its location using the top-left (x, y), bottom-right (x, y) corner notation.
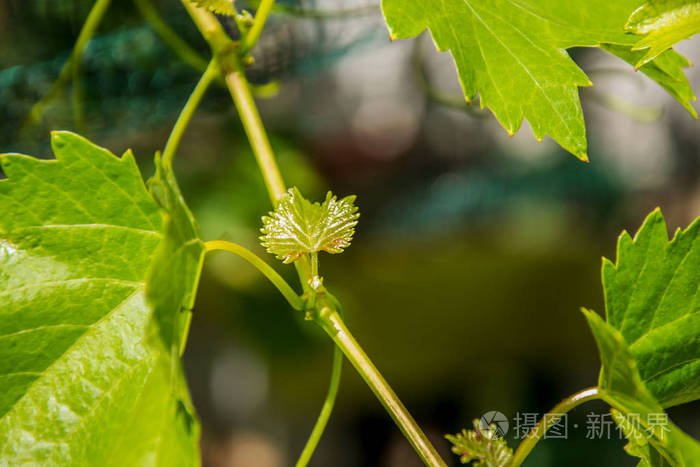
top-left (583, 310), bottom-right (700, 466)
top-left (0, 132), bottom-right (200, 465)
top-left (381, 0), bottom-right (697, 160)
top-left (601, 209), bottom-right (700, 408)
top-left (626, 0), bottom-right (700, 67)
top-left (260, 187), bottom-right (359, 264)
top-left (445, 419), bottom-right (513, 466)
top-left (190, 0), bottom-right (236, 17)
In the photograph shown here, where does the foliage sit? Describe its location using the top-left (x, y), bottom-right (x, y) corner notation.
top-left (445, 420), bottom-right (513, 466)
top-left (147, 153), bottom-right (206, 356)
top-left (381, 0), bottom-right (697, 160)
top-left (612, 409), bottom-right (673, 467)
top-left (0, 132), bottom-right (201, 464)
top-left (600, 209), bottom-right (700, 408)
top-left (260, 187), bottom-right (360, 264)
top-left (626, 0), bottom-right (700, 67)
top-left (583, 310), bottom-right (700, 466)
top-left (3, 0), bottom-right (700, 466)
top-left (581, 210), bottom-right (700, 466)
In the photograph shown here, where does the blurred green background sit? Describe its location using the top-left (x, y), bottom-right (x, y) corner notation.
top-left (1, 1), bottom-right (699, 465)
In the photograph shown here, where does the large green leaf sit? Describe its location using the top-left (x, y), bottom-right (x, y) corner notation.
top-left (582, 209), bottom-right (700, 466)
top-left (0, 132), bottom-right (201, 465)
top-left (381, 0), bottom-right (697, 160)
top-left (602, 209), bottom-right (700, 408)
top-left (626, 0), bottom-right (700, 67)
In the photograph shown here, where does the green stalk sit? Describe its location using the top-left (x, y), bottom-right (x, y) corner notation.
top-left (242, 0), bottom-right (275, 52)
top-left (310, 252), bottom-right (319, 277)
top-left (315, 307), bottom-right (446, 467)
top-left (24, 0), bottom-right (112, 127)
top-left (162, 59), bottom-right (218, 168)
top-left (223, 69), bottom-right (287, 203)
top-left (296, 344), bottom-right (343, 467)
top-left (510, 387), bottom-right (600, 467)
top-left (205, 240), bottom-right (303, 310)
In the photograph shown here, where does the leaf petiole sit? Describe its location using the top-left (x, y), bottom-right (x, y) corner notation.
top-left (510, 387), bottom-right (601, 466)
top-left (205, 240), bottom-right (303, 310)
top-left (162, 59), bottom-right (219, 168)
top-left (310, 252), bottom-right (319, 277)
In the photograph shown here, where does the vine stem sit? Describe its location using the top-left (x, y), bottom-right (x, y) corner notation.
top-left (182, 3), bottom-right (445, 465)
top-left (296, 344), bottom-right (343, 467)
top-left (315, 307), bottom-right (446, 467)
top-left (510, 387), bottom-right (601, 467)
top-left (24, 0), bottom-right (112, 128)
top-left (180, 0), bottom-right (285, 204)
top-left (223, 69), bottom-right (287, 203)
top-left (162, 59), bottom-right (218, 168)
top-left (204, 240), bottom-right (303, 310)
top-left (242, 0), bottom-right (276, 52)
top-left (180, 0), bottom-right (311, 279)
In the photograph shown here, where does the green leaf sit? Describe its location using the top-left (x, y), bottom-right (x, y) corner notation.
top-left (626, 0), bottom-right (700, 67)
top-left (0, 132), bottom-right (201, 464)
top-left (602, 209), bottom-right (700, 408)
top-left (612, 408), bottom-right (673, 467)
top-left (147, 154), bottom-right (206, 356)
top-left (445, 419), bottom-right (513, 466)
top-left (190, 0), bottom-right (236, 16)
top-left (583, 310), bottom-right (700, 466)
top-left (381, 0), bottom-right (697, 160)
top-left (260, 187), bottom-right (360, 264)
top-left (602, 45), bottom-right (697, 119)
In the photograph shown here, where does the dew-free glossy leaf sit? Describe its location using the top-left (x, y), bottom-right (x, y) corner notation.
top-left (260, 187), bottom-right (359, 263)
top-left (0, 132), bottom-right (200, 465)
top-left (602, 209), bottom-right (700, 408)
top-left (381, 0), bottom-right (697, 159)
top-left (626, 0), bottom-right (700, 67)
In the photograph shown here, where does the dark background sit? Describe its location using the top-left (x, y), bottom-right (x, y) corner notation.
top-left (1, 1), bottom-right (699, 465)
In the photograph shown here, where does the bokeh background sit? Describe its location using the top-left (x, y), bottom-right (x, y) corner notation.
top-left (1, 1), bottom-right (699, 465)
